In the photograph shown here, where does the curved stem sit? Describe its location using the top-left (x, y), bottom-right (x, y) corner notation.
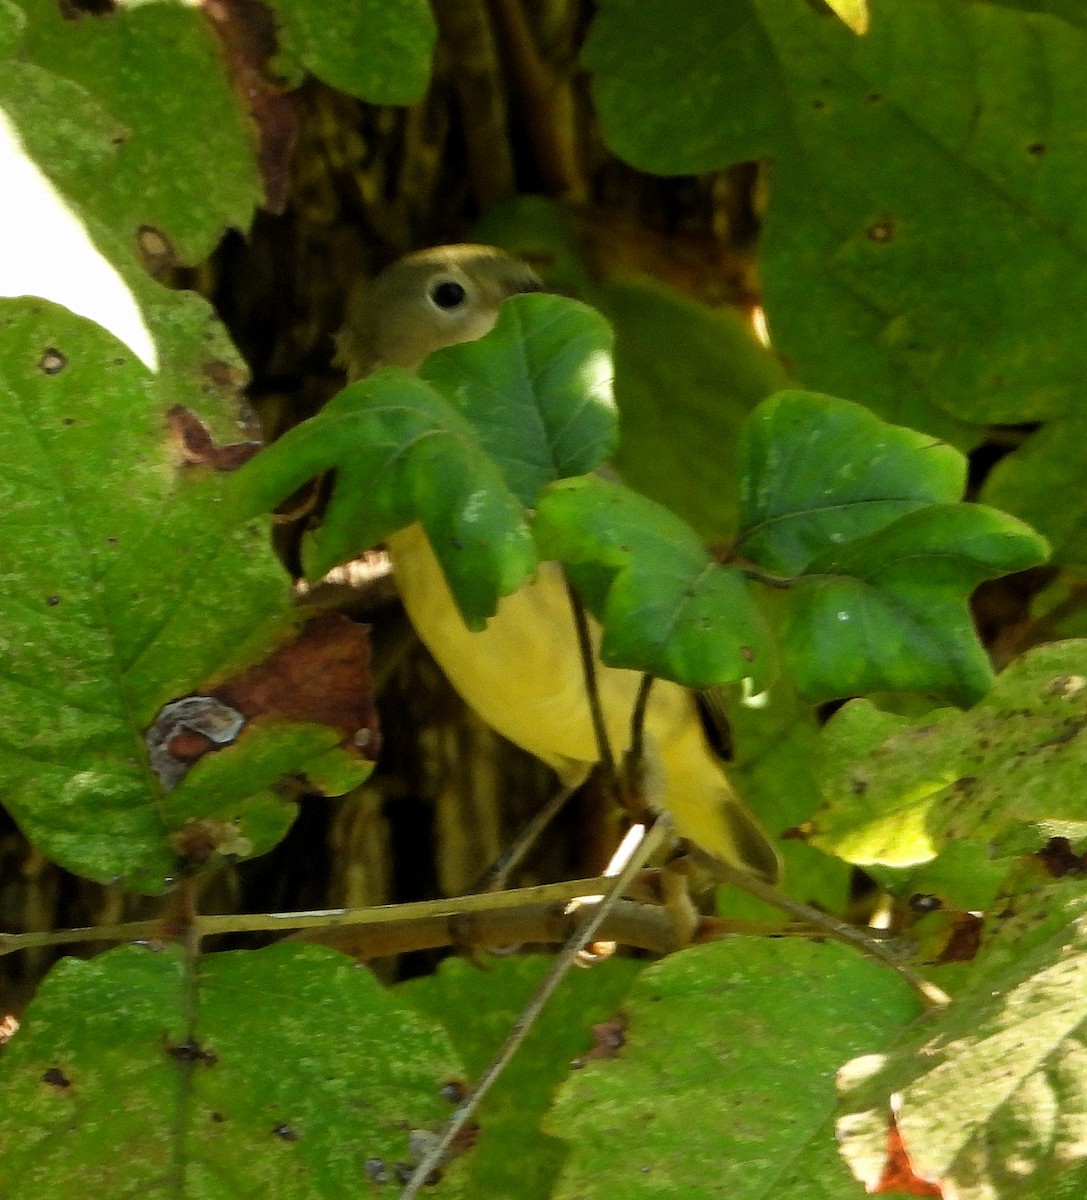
top-left (565, 577), bottom-right (622, 799)
top-left (692, 848), bottom-right (950, 1009)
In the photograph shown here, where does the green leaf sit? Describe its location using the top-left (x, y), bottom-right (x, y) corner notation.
top-left (604, 276), bottom-right (790, 544)
top-left (160, 722), bottom-right (368, 859)
top-left (585, 0), bottom-right (1087, 484)
top-left (784, 504), bottom-right (1049, 705)
top-left (535, 476), bottom-right (776, 690)
top-left (5, 0), bottom-right (260, 263)
top-left (583, 0), bottom-right (784, 172)
top-left (419, 292), bottom-right (618, 507)
top-left (737, 391), bottom-right (965, 575)
top-left (268, 0), bottom-right (436, 103)
top-left (235, 293), bottom-right (615, 628)
top-left (400, 955), bottom-right (643, 1200)
top-left (231, 369), bottom-right (537, 630)
top-left (550, 939), bottom-right (920, 1200)
top-left (837, 877), bottom-right (1087, 1198)
top-left (0, 943), bottom-right (465, 1198)
top-left (982, 417), bottom-right (1087, 567)
top-left (815, 641), bottom-right (1087, 866)
top-left (0, 296), bottom-right (372, 893)
top-left (472, 196), bottom-right (790, 542)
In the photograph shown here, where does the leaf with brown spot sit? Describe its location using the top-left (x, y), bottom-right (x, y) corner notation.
top-left (167, 404), bottom-right (261, 470)
top-left (211, 614), bottom-right (380, 754)
top-left (585, 1016), bottom-right (626, 1060)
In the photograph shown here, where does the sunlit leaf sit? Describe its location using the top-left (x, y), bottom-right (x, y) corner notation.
top-left (815, 641), bottom-right (1087, 865)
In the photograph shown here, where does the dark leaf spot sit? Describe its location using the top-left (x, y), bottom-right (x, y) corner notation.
top-left (937, 913), bottom-right (983, 965)
top-left (273, 1123), bottom-right (300, 1141)
top-left (164, 1036), bottom-right (218, 1066)
top-left (59, 0), bottom-right (116, 17)
top-left (1028, 142), bottom-right (1046, 157)
top-left (41, 1066), bottom-right (71, 1088)
top-left (167, 405), bottom-right (261, 471)
top-left (587, 1016), bottom-right (626, 1059)
top-left (1036, 837), bottom-right (1087, 878)
top-left (46, 595), bottom-right (60, 607)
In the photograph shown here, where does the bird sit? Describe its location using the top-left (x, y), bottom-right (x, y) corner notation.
top-left (336, 244), bottom-right (780, 882)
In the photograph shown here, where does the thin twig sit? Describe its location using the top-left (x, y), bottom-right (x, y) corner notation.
top-left (564, 577), bottom-right (622, 797)
top-left (736, 563), bottom-right (796, 589)
top-left (476, 784), bottom-right (579, 892)
top-left (397, 814), bottom-right (672, 1200)
top-left (693, 849), bottom-right (950, 1009)
top-left (628, 673), bottom-right (654, 766)
top-left (483, 0), bottom-right (585, 198)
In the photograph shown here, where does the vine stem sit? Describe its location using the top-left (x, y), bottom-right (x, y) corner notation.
top-left (475, 784), bottom-right (579, 892)
top-left (694, 850), bottom-right (951, 1009)
top-left (397, 813), bottom-right (672, 1200)
top-left (564, 577), bottom-right (622, 798)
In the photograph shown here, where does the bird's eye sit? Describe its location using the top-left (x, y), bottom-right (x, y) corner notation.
top-left (428, 279), bottom-right (467, 309)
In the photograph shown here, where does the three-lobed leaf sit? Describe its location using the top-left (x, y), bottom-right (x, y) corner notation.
top-left (233, 293), bottom-right (616, 629)
top-left (535, 476), bottom-right (776, 691)
top-left (736, 391), bottom-right (965, 575)
top-left (231, 368), bottom-right (538, 630)
top-left (784, 503), bottom-right (1048, 705)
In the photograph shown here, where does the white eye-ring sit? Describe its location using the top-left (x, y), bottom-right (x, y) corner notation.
top-left (427, 276), bottom-right (468, 310)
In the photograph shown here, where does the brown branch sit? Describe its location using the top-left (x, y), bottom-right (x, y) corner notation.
top-left (430, 0), bottom-right (517, 207)
top-left (483, 0), bottom-right (586, 198)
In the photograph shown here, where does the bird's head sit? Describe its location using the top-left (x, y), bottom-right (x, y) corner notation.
top-left (336, 244), bottom-right (543, 380)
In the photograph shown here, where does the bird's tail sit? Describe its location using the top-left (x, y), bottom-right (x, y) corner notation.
top-left (651, 705), bottom-right (780, 883)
